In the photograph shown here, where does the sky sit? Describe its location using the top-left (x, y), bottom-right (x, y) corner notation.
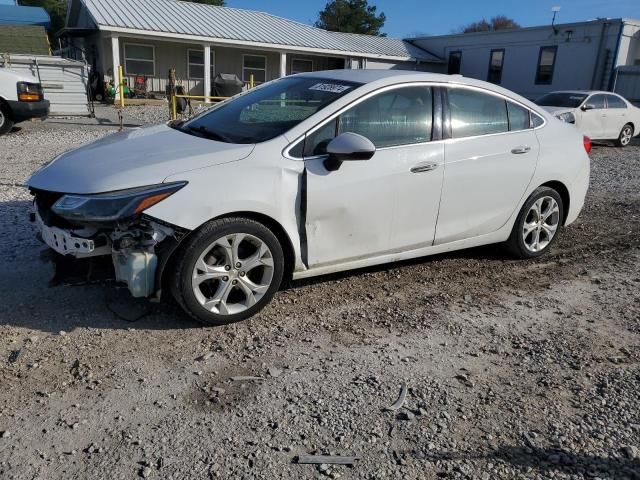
top-left (226, 0), bottom-right (639, 38)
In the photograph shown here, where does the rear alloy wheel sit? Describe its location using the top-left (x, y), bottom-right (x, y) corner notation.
top-left (506, 187), bottom-right (564, 259)
top-left (172, 218), bottom-right (284, 325)
top-left (615, 124), bottom-right (634, 147)
top-left (0, 103), bottom-right (14, 136)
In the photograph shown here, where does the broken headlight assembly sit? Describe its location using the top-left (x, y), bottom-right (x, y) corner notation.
top-left (556, 112), bottom-right (576, 124)
top-left (51, 182), bottom-right (187, 223)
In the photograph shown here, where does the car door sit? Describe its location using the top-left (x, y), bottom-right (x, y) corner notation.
top-left (577, 94), bottom-right (607, 139)
top-left (604, 94), bottom-right (629, 138)
top-left (435, 87), bottom-right (539, 245)
top-left (303, 85), bottom-right (445, 267)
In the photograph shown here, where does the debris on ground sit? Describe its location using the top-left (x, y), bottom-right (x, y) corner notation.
top-left (383, 382), bottom-right (407, 411)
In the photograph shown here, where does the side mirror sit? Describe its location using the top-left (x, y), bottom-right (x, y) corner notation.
top-left (581, 104), bottom-right (594, 111)
top-left (324, 132), bottom-right (376, 171)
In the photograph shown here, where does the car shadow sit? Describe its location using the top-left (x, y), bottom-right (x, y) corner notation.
top-left (421, 445), bottom-right (640, 479)
top-left (285, 243), bottom-right (506, 291)
top-left (0, 197), bottom-right (509, 333)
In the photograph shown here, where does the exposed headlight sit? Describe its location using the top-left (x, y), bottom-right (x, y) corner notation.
top-left (556, 112), bottom-right (575, 124)
top-left (51, 182), bottom-right (187, 223)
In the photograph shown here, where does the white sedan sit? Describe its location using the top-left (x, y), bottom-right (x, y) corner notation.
top-left (27, 71), bottom-right (590, 325)
top-left (536, 90), bottom-right (640, 147)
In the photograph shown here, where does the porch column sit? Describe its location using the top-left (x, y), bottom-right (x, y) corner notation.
top-left (203, 44), bottom-right (212, 103)
top-left (111, 35), bottom-right (121, 102)
top-left (279, 51), bottom-right (287, 78)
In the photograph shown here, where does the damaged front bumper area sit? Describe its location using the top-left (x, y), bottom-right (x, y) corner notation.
top-left (30, 187), bottom-right (187, 298)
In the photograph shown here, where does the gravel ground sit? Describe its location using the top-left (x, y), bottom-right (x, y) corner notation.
top-left (0, 107), bottom-right (639, 480)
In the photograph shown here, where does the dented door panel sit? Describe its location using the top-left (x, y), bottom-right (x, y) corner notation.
top-left (304, 154), bottom-right (395, 267)
top-left (304, 141), bottom-right (444, 268)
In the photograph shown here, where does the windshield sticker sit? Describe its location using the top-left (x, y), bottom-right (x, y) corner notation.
top-left (309, 83), bottom-right (352, 93)
top-left (570, 96), bottom-right (586, 100)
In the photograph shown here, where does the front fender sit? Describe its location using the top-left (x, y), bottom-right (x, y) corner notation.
top-left (144, 155), bottom-right (306, 271)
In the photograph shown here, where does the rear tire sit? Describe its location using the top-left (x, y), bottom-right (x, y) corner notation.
top-left (615, 123), bottom-right (634, 147)
top-left (505, 187), bottom-right (564, 259)
top-left (171, 217), bottom-right (284, 326)
top-left (0, 102), bottom-right (14, 136)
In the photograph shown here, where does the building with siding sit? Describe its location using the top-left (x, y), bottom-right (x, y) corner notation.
top-left (62, 0), bottom-right (443, 99)
top-left (408, 18), bottom-right (640, 101)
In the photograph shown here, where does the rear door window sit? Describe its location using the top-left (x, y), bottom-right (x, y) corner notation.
top-left (605, 95), bottom-right (627, 109)
top-left (448, 88), bottom-right (508, 138)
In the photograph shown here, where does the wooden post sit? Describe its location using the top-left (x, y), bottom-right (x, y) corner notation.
top-left (117, 65), bottom-right (125, 109)
top-left (169, 68), bottom-right (177, 120)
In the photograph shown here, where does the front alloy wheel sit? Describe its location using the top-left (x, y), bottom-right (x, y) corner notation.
top-left (191, 233), bottom-right (275, 315)
top-left (172, 218), bottom-right (284, 325)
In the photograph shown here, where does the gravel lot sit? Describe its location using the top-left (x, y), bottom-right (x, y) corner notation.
top-left (0, 107), bottom-right (639, 480)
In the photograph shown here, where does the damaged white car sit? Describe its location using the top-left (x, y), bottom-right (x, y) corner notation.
top-left (27, 71), bottom-right (590, 325)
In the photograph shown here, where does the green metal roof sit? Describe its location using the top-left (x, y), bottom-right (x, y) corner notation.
top-left (0, 25), bottom-right (49, 55)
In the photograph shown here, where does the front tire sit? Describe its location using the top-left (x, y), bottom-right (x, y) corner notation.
top-left (171, 218), bottom-right (284, 325)
top-left (0, 102), bottom-right (14, 136)
top-left (505, 187), bottom-right (564, 259)
top-left (615, 123), bottom-right (634, 147)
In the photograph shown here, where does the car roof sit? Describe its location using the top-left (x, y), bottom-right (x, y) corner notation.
top-left (292, 69), bottom-right (535, 99)
top-left (546, 90), bottom-right (620, 96)
top-left (294, 69), bottom-right (474, 86)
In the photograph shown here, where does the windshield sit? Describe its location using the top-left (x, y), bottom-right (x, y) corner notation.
top-left (535, 92), bottom-right (588, 108)
top-left (180, 77), bottom-right (361, 144)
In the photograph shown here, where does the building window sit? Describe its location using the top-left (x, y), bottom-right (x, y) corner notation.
top-left (243, 54), bottom-right (267, 83)
top-left (487, 49), bottom-right (504, 84)
top-left (291, 58), bottom-right (313, 74)
top-left (123, 43), bottom-right (155, 76)
top-left (448, 51), bottom-right (462, 75)
top-left (187, 49), bottom-right (215, 79)
top-left (535, 46), bottom-right (557, 85)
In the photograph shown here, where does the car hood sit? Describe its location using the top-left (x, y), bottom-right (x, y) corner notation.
top-left (541, 106), bottom-right (576, 115)
top-left (1, 67), bottom-right (39, 84)
top-left (27, 124), bottom-right (255, 194)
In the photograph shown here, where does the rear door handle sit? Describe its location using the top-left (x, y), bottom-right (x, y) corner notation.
top-left (511, 146), bottom-right (531, 154)
top-left (411, 162), bottom-right (438, 173)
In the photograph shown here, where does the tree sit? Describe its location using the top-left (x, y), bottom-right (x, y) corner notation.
top-left (461, 15), bottom-right (520, 33)
top-left (19, 0), bottom-right (68, 34)
top-left (180, 0), bottom-right (226, 5)
top-left (316, 0), bottom-right (386, 36)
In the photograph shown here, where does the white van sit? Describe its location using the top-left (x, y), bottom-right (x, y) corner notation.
top-left (0, 68), bottom-right (49, 136)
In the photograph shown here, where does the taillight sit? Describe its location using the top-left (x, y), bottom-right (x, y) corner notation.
top-left (16, 82), bottom-right (43, 102)
top-left (583, 135), bottom-right (592, 154)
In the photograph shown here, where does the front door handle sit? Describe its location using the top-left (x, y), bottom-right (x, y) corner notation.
top-left (511, 146), bottom-right (531, 154)
top-left (411, 162), bottom-right (438, 173)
